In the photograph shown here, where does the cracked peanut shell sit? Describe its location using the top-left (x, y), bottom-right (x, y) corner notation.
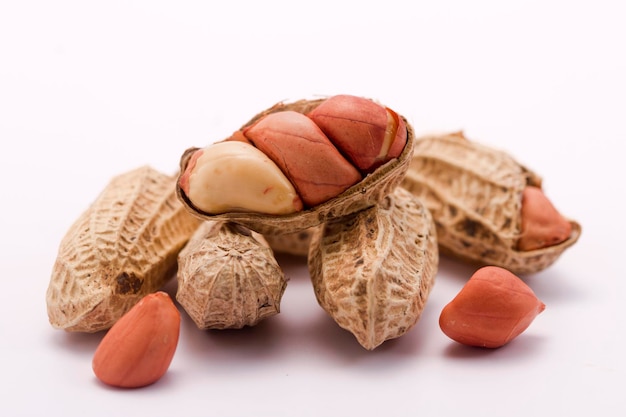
top-left (176, 221), bottom-right (287, 329)
top-left (401, 131), bottom-right (581, 275)
top-left (46, 166), bottom-right (201, 332)
top-left (176, 97), bottom-right (415, 236)
top-left (308, 187), bottom-right (438, 350)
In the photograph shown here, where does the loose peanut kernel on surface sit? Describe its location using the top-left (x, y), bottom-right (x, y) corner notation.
top-left (92, 291), bottom-right (181, 388)
top-left (439, 266), bottom-right (545, 348)
top-left (179, 141), bottom-right (304, 215)
top-left (518, 186), bottom-right (572, 251)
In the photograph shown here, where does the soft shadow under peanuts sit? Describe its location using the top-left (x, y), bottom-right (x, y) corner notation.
top-left (435, 254), bottom-right (482, 284)
top-left (49, 328), bottom-right (105, 356)
top-left (295, 304), bottom-right (433, 363)
top-left (442, 333), bottom-right (546, 361)
top-left (179, 311), bottom-right (287, 362)
top-left (160, 274), bottom-right (179, 299)
top-left (90, 368), bottom-right (182, 392)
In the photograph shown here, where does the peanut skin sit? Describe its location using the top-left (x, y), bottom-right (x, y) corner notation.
top-left (307, 94), bottom-right (407, 173)
top-left (518, 186), bottom-right (572, 251)
top-left (243, 110), bottom-right (362, 207)
top-left (439, 266), bottom-right (545, 348)
top-left (92, 291), bottom-right (180, 388)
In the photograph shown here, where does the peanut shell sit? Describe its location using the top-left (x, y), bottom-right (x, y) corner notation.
top-left (401, 131), bottom-right (581, 275)
top-left (263, 227), bottom-right (317, 257)
top-left (46, 166), bottom-right (201, 332)
top-left (176, 221), bottom-right (287, 329)
top-left (308, 187), bottom-right (438, 350)
top-left (176, 97), bottom-right (415, 236)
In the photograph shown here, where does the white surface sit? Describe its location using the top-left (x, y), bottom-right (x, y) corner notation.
top-left (1, 1), bottom-right (624, 416)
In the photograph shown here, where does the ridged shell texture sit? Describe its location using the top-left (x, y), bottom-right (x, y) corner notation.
top-left (46, 166), bottom-right (201, 332)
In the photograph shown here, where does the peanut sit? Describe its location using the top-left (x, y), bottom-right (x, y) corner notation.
top-left (243, 110), bottom-right (362, 207)
top-left (439, 266), bottom-right (545, 348)
top-left (92, 291), bottom-right (180, 388)
top-left (177, 221), bottom-right (287, 329)
top-left (401, 131), bottom-right (581, 274)
top-left (179, 141), bottom-right (304, 215)
top-left (176, 96), bottom-right (416, 237)
top-left (308, 94), bottom-right (407, 173)
top-left (308, 187), bottom-right (438, 350)
top-left (518, 186), bottom-right (572, 251)
top-left (46, 166), bottom-right (201, 332)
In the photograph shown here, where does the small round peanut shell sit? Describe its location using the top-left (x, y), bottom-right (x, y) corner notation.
top-left (177, 221), bottom-right (287, 329)
top-left (175, 98), bottom-right (415, 236)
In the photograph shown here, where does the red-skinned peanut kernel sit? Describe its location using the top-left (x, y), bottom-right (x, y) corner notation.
top-left (518, 186), bottom-right (572, 251)
top-left (307, 95), bottom-right (407, 173)
top-left (243, 110), bottom-right (362, 207)
top-left (92, 292), bottom-right (181, 388)
top-left (439, 266), bottom-right (545, 348)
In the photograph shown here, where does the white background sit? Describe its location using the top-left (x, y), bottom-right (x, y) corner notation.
top-left (1, 1), bottom-right (624, 416)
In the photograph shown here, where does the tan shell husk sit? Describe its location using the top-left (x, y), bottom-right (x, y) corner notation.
top-left (263, 227), bottom-right (317, 257)
top-left (401, 131), bottom-right (581, 275)
top-left (176, 98), bottom-right (415, 236)
top-left (176, 221), bottom-right (287, 329)
top-left (308, 187), bottom-right (438, 350)
top-left (46, 166), bottom-right (202, 332)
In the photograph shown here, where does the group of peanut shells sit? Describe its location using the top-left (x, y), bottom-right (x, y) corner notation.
top-left (46, 94), bottom-right (581, 357)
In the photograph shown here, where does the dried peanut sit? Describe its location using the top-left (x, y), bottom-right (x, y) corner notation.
top-left (177, 221), bottom-right (287, 329)
top-left (439, 266), bottom-right (545, 348)
top-left (46, 166), bottom-right (201, 332)
top-left (243, 110), bottom-right (362, 207)
top-left (177, 97), bottom-right (415, 236)
top-left (308, 187), bottom-right (438, 350)
top-left (179, 141), bottom-right (304, 215)
top-left (92, 291), bottom-right (180, 388)
top-left (401, 131), bottom-right (581, 274)
top-left (518, 186), bottom-right (572, 251)
top-left (307, 94), bottom-right (407, 173)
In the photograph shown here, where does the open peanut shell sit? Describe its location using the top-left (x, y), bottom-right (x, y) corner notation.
top-left (401, 131), bottom-right (581, 275)
top-left (176, 98), bottom-right (415, 236)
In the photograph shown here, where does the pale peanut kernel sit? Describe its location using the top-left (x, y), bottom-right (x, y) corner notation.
top-left (180, 141), bottom-right (304, 215)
